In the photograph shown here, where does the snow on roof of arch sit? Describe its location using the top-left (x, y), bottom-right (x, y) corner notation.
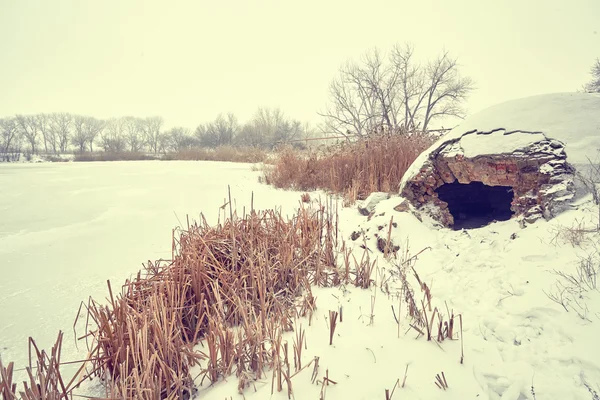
top-left (400, 92), bottom-right (600, 189)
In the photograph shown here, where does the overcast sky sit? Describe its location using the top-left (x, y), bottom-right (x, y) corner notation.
top-left (1, 0), bottom-right (598, 130)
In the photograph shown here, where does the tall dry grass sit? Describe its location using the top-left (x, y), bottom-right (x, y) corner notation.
top-left (0, 196), bottom-right (379, 399)
top-left (70, 198), bottom-right (373, 398)
top-left (263, 133), bottom-right (434, 203)
top-left (0, 195), bottom-right (458, 399)
top-left (0, 332), bottom-right (72, 400)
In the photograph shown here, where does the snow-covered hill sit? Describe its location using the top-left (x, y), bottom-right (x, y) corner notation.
top-left (195, 191), bottom-right (600, 400)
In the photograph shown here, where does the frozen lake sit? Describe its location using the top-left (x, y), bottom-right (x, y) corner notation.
top-left (0, 160), bottom-right (305, 382)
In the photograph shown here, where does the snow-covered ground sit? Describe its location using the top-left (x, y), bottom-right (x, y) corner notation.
top-left (2, 160), bottom-right (599, 399)
top-left (197, 193), bottom-right (600, 400)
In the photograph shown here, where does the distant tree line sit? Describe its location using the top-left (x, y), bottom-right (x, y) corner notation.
top-left (0, 108), bottom-right (313, 160)
top-left (1, 43), bottom-right (481, 161)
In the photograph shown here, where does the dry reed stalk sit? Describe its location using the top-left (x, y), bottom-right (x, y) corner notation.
top-left (351, 251), bottom-right (376, 289)
top-left (293, 324), bottom-right (305, 372)
top-left (397, 294), bottom-right (401, 338)
top-left (391, 245), bottom-right (466, 346)
top-left (460, 314), bottom-right (464, 364)
top-left (73, 199), bottom-right (345, 398)
top-left (434, 303), bottom-right (456, 342)
top-left (369, 295), bottom-right (376, 326)
top-left (4, 332), bottom-right (71, 400)
top-left (341, 243), bottom-right (352, 283)
top-left (434, 372), bottom-right (449, 390)
top-left (318, 369), bottom-right (337, 400)
top-left (0, 360), bottom-right (18, 400)
top-left (311, 357), bottom-right (320, 384)
top-left (328, 311), bottom-right (339, 345)
top-left (282, 342), bottom-right (293, 399)
top-left (385, 378), bottom-right (400, 400)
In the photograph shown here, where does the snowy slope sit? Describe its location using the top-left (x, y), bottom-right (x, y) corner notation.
top-left (197, 194), bottom-right (600, 400)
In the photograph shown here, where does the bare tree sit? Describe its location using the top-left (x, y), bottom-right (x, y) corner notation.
top-left (294, 121), bottom-right (316, 149)
top-left (102, 118), bottom-right (127, 152)
top-left (15, 114), bottom-right (40, 154)
top-left (319, 43), bottom-right (474, 138)
top-left (142, 116), bottom-right (164, 154)
top-left (122, 116), bottom-right (143, 152)
top-left (85, 117), bottom-right (105, 152)
top-left (165, 127), bottom-right (195, 152)
top-left (583, 58), bottom-right (600, 93)
top-left (0, 117), bottom-right (21, 160)
top-left (49, 113), bottom-right (72, 153)
top-left (235, 108), bottom-right (302, 148)
top-left (235, 123), bottom-right (263, 148)
top-left (158, 131), bottom-right (170, 153)
top-left (196, 113), bottom-right (239, 148)
top-left (392, 44), bottom-right (426, 131)
top-left (35, 114), bottom-right (53, 153)
top-left (71, 115), bottom-right (88, 152)
top-left (273, 118), bottom-right (302, 145)
top-left (416, 50), bottom-right (474, 131)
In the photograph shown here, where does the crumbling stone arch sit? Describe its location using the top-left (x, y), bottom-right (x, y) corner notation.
top-left (400, 131), bottom-right (575, 228)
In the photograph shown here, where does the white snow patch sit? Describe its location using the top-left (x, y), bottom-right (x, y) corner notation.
top-left (460, 130), bottom-right (547, 159)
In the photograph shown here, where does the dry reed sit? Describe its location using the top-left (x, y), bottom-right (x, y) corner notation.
top-left (72, 199), bottom-right (368, 398)
top-left (263, 133), bottom-right (434, 203)
top-left (2, 194), bottom-right (409, 399)
top-left (0, 332), bottom-right (73, 400)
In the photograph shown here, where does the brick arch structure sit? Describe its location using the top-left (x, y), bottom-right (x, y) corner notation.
top-left (400, 130), bottom-right (575, 228)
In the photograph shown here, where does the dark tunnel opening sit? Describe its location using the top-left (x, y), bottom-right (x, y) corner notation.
top-left (435, 181), bottom-right (515, 230)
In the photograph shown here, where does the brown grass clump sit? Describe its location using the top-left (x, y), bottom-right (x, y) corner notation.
top-left (0, 195), bottom-right (384, 399)
top-left (73, 199), bottom-right (358, 398)
top-left (263, 133), bottom-right (434, 203)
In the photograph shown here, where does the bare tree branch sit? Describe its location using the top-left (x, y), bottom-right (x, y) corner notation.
top-left (142, 116), bottom-right (164, 154)
top-left (0, 117), bottom-right (21, 159)
top-left (48, 113), bottom-right (72, 153)
top-left (15, 114), bottom-right (39, 154)
top-left (320, 43), bottom-right (474, 137)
